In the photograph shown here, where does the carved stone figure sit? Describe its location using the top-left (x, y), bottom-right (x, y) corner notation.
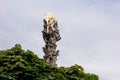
top-left (42, 13), bottom-right (61, 66)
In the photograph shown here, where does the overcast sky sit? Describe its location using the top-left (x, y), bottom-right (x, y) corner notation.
top-left (0, 0), bottom-right (120, 80)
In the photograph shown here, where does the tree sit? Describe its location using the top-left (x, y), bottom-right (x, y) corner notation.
top-left (0, 44), bottom-right (99, 80)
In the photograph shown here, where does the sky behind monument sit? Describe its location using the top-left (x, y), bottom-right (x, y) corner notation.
top-left (0, 0), bottom-right (120, 80)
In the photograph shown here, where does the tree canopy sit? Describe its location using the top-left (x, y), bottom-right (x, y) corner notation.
top-left (0, 44), bottom-right (99, 80)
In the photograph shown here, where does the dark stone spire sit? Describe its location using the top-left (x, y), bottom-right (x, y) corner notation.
top-left (42, 13), bottom-right (61, 66)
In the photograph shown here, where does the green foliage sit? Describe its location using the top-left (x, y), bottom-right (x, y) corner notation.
top-left (0, 44), bottom-right (99, 80)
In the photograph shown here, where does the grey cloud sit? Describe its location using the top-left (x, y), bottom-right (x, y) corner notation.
top-left (0, 0), bottom-right (120, 80)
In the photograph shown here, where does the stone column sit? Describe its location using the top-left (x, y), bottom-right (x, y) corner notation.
top-left (42, 13), bottom-right (61, 66)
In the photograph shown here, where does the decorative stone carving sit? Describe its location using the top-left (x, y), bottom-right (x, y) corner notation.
top-left (42, 13), bottom-right (61, 66)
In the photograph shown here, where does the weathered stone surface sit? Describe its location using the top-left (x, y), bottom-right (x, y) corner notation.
top-left (42, 16), bottom-right (61, 66)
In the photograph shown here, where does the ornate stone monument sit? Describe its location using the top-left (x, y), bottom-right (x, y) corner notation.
top-left (42, 13), bottom-right (61, 66)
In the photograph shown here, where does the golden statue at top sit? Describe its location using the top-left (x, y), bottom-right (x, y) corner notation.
top-left (44, 13), bottom-right (57, 33)
top-left (44, 13), bottom-right (56, 24)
